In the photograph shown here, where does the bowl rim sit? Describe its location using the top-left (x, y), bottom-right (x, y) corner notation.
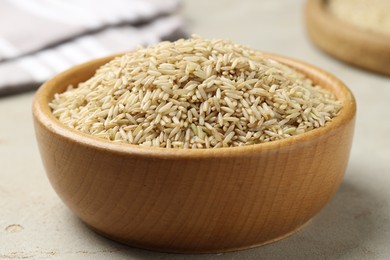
top-left (33, 52), bottom-right (356, 159)
top-left (306, 0), bottom-right (390, 75)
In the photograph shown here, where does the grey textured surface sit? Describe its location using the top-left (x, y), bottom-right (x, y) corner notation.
top-left (1, 0), bottom-right (390, 259)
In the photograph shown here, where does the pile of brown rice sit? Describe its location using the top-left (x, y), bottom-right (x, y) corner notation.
top-left (50, 36), bottom-right (341, 149)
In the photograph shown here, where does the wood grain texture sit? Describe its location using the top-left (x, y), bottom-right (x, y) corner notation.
top-left (32, 53), bottom-right (356, 253)
top-left (306, 0), bottom-right (390, 76)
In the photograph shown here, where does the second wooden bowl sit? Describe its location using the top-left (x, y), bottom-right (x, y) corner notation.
top-left (32, 53), bottom-right (356, 253)
top-left (306, 0), bottom-right (390, 75)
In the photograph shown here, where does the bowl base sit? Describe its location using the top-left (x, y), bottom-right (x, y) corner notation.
top-left (84, 220), bottom-right (311, 254)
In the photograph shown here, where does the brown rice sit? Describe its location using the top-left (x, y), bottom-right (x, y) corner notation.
top-left (49, 36), bottom-right (341, 149)
top-left (328, 0), bottom-right (390, 35)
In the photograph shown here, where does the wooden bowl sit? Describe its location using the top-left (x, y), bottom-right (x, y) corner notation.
top-left (306, 0), bottom-right (390, 75)
top-left (32, 53), bottom-right (356, 253)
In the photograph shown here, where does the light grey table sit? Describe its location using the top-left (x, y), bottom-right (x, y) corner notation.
top-left (1, 0), bottom-right (389, 259)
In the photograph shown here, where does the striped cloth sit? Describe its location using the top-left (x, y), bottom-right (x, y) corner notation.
top-left (0, 0), bottom-right (185, 96)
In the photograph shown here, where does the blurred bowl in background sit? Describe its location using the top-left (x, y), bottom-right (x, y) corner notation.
top-left (306, 0), bottom-right (390, 75)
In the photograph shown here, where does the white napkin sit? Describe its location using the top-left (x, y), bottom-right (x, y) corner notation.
top-left (0, 0), bottom-right (186, 95)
